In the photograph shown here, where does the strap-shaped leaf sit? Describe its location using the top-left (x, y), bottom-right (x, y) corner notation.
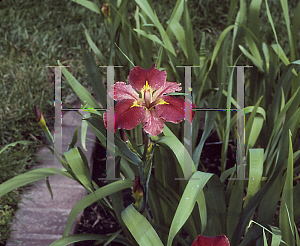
top-left (83, 50), bottom-right (107, 107)
top-left (271, 44), bottom-right (291, 66)
top-left (134, 0), bottom-right (176, 56)
top-left (293, 180), bottom-right (300, 227)
top-left (0, 168), bottom-right (73, 199)
top-left (270, 225), bottom-right (282, 246)
top-left (0, 140), bottom-right (32, 155)
top-left (239, 45), bottom-right (263, 71)
top-left (280, 0), bottom-right (295, 61)
top-left (58, 60), bottom-right (101, 111)
top-left (203, 175), bottom-right (227, 235)
top-left (193, 84), bottom-right (224, 169)
top-left (84, 31), bottom-right (106, 65)
top-left (85, 116), bottom-right (142, 166)
top-left (196, 190), bottom-right (207, 234)
top-left (265, 86), bottom-right (300, 161)
top-left (67, 126), bottom-right (79, 151)
top-left (64, 147), bottom-right (93, 192)
top-left (121, 204), bottom-right (164, 246)
top-left (45, 177), bottom-right (53, 200)
top-left (63, 179), bottom-right (132, 236)
top-left (157, 125), bottom-right (196, 180)
top-left (167, 171), bottom-right (213, 246)
top-left (209, 25), bottom-right (235, 71)
top-left (169, 20), bottom-right (187, 57)
top-left (248, 0), bottom-right (263, 39)
top-left (81, 113), bottom-right (89, 151)
top-left (279, 130), bottom-right (295, 246)
top-left (134, 29), bottom-right (163, 45)
top-left (227, 179), bottom-right (244, 242)
top-left (71, 0), bottom-right (100, 14)
top-left (244, 149), bottom-right (264, 207)
top-left (245, 96), bottom-right (265, 154)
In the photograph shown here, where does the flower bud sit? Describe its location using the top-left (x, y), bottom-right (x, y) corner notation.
top-left (119, 129), bottom-right (128, 143)
top-left (133, 176), bottom-right (143, 205)
top-left (34, 105), bottom-right (54, 144)
top-left (101, 3), bottom-right (110, 23)
top-left (147, 142), bottom-right (152, 156)
top-left (34, 105), bottom-right (46, 127)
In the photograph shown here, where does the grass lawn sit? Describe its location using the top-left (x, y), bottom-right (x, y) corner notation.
top-left (0, 1), bottom-right (105, 243)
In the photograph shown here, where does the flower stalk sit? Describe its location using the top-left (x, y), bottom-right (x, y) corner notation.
top-left (34, 105), bottom-right (54, 144)
top-left (138, 130), bottom-right (155, 213)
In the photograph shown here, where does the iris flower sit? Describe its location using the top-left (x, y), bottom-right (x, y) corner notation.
top-left (103, 64), bottom-right (196, 137)
top-left (191, 235), bottom-right (230, 246)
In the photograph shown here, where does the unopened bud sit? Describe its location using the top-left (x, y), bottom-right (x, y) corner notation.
top-left (34, 105), bottom-right (41, 121)
top-left (34, 105), bottom-right (54, 144)
top-left (101, 3), bottom-right (111, 23)
top-left (133, 176), bottom-right (143, 205)
top-left (34, 105), bottom-right (46, 127)
top-left (147, 142), bottom-right (152, 155)
top-left (120, 129), bottom-right (128, 143)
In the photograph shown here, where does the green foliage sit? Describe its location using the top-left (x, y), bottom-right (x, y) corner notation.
top-left (1, 0), bottom-right (300, 245)
top-left (0, 193), bottom-right (19, 245)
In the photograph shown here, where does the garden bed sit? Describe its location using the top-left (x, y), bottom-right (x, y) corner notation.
top-left (74, 130), bottom-right (236, 246)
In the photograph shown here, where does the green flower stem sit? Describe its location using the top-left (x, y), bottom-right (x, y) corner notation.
top-left (138, 132), bottom-right (155, 214)
top-left (142, 133), bottom-right (149, 163)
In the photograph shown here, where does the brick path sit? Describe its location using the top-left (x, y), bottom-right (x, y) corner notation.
top-left (6, 100), bottom-right (96, 246)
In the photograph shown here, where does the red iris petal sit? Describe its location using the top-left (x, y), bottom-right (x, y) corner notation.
top-left (146, 64), bottom-right (167, 91)
top-left (103, 107), bottom-right (115, 132)
top-left (129, 64), bottom-right (166, 91)
top-left (115, 99), bottom-right (145, 130)
top-left (129, 66), bottom-right (149, 91)
top-left (142, 108), bottom-right (165, 137)
top-left (191, 235), bottom-right (230, 246)
top-left (152, 81), bottom-right (182, 101)
top-left (103, 99), bottom-right (145, 132)
top-left (155, 96), bottom-right (196, 123)
top-left (108, 82), bottom-right (140, 101)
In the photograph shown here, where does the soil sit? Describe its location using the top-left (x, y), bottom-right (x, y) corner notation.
top-left (74, 130), bottom-right (236, 246)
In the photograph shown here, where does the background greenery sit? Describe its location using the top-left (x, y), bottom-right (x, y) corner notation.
top-left (0, 0), bottom-right (299, 245)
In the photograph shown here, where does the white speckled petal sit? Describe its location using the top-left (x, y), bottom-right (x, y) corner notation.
top-left (108, 82), bottom-right (140, 101)
top-left (142, 108), bottom-right (165, 137)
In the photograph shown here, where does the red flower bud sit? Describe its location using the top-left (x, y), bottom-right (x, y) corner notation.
top-left (33, 105), bottom-right (54, 143)
top-left (34, 105), bottom-right (41, 122)
top-left (101, 3), bottom-right (110, 22)
top-left (120, 129), bottom-right (128, 143)
top-left (133, 176), bottom-right (143, 203)
top-left (34, 105), bottom-right (46, 127)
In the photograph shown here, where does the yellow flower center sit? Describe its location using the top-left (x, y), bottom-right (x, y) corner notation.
top-left (130, 81), bottom-right (169, 109)
top-left (156, 98), bottom-right (169, 105)
top-left (141, 81), bottom-right (153, 108)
